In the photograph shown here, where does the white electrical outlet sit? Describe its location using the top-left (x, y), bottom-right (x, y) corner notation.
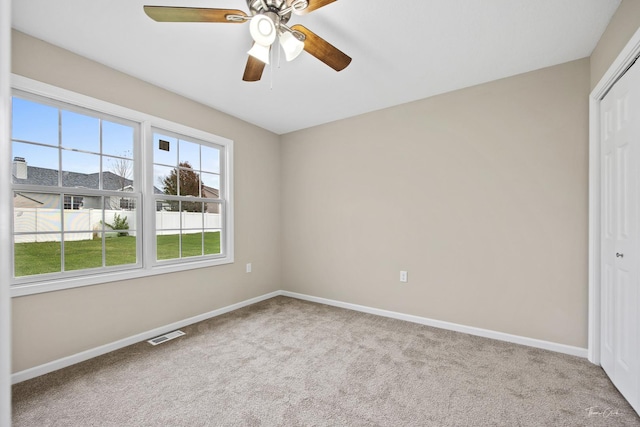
top-left (400, 270), bottom-right (408, 283)
top-left (246, 263), bottom-right (252, 273)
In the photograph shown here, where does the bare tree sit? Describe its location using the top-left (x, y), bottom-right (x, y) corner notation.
top-left (106, 151), bottom-right (134, 210)
top-left (109, 151), bottom-right (133, 190)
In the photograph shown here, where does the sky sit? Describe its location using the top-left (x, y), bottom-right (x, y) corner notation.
top-left (12, 97), bottom-right (134, 172)
top-left (12, 96), bottom-right (221, 192)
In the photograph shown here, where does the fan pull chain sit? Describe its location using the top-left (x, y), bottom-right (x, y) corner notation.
top-left (270, 47), bottom-right (274, 90)
top-left (277, 41), bottom-right (282, 68)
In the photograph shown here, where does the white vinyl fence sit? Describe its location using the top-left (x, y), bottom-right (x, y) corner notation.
top-left (156, 210), bottom-right (222, 235)
top-left (14, 208), bottom-right (221, 243)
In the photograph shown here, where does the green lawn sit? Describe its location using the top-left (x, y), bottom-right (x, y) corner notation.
top-left (155, 231), bottom-right (221, 260)
top-left (14, 231), bottom-right (221, 277)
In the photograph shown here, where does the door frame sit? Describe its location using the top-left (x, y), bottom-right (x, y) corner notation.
top-left (0, 0), bottom-right (11, 424)
top-left (589, 27), bottom-right (640, 365)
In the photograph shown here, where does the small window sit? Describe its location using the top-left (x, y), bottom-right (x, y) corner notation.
top-left (152, 130), bottom-right (224, 261)
top-left (63, 195), bottom-right (83, 210)
top-left (119, 197), bottom-right (136, 210)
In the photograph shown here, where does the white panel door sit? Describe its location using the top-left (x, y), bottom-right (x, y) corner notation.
top-left (601, 59), bottom-right (640, 414)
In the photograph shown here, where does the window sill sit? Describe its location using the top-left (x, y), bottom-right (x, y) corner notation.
top-left (10, 255), bottom-right (234, 297)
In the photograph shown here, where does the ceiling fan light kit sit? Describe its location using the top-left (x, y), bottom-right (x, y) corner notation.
top-left (279, 31), bottom-right (304, 61)
top-left (143, 0), bottom-right (351, 82)
top-left (248, 42), bottom-right (272, 64)
top-left (249, 13), bottom-right (277, 46)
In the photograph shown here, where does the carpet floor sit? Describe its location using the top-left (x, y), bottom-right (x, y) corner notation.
top-left (12, 296), bottom-right (640, 426)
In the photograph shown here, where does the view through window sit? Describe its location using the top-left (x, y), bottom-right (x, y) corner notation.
top-left (12, 95), bottom-right (139, 277)
top-left (153, 130), bottom-right (224, 260)
top-left (10, 85), bottom-right (233, 293)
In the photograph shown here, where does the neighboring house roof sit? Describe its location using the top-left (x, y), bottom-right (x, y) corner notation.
top-left (13, 166), bottom-right (163, 194)
top-left (14, 192), bottom-right (45, 208)
top-left (202, 185), bottom-right (219, 198)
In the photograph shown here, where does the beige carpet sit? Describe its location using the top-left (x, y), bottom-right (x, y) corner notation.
top-left (12, 296), bottom-right (640, 426)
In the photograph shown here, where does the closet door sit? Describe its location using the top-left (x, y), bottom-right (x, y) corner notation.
top-left (600, 60), bottom-right (640, 414)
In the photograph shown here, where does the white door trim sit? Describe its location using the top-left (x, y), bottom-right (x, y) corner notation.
top-left (589, 27), bottom-right (640, 365)
top-left (0, 0), bottom-right (11, 425)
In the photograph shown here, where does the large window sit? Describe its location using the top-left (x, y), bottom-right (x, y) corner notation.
top-left (12, 95), bottom-right (140, 279)
top-left (10, 79), bottom-right (233, 296)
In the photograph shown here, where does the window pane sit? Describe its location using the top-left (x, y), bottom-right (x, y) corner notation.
top-left (181, 231), bottom-right (203, 257)
top-left (156, 233), bottom-right (179, 260)
top-left (14, 234), bottom-right (62, 277)
top-left (178, 165), bottom-right (202, 197)
top-left (64, 233), bottom-right (103, 271)
top-left (182, 208), bottom-right (203, 230)
top-left (102, 211), bottom-right (134, 236)
top-left (179, 139), bottom-right (200, 170)
top-left (12, 143), bottom-right (59, 185)
top-left (105, 233), bottom-right (137, 267)
top-left (201, 173), bottom-right (220, 198)
top-left (12, 97), bottom-right (59, 146)
top-left (102, 121), bottom-right (134, 158)
top-left (204, 230), bottom-right (221, 255)
top-left (63, 198), bottom-right (96, 232)
top-left (153, 133), bottom-right (177, 166)
top-left (201, 145), bottom-right (220, 173)
top-left (61, 110), bottom-right (100, 153)
top-left (204, 207), bottom-right (221, 226)
top-left (154, 165), bottom-right (176, 195)
top-left (14, 192), bottom-right (61, 233)
top-left (103, 156), bottom-right (134, 191)
top-left (61, 151), bottom-right (100, 189)
top-left (156, 207), bottom-right (180, 235)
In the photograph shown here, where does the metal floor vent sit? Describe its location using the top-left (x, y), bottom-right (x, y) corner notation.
top-left (147, 330), bottom-right (185, 346)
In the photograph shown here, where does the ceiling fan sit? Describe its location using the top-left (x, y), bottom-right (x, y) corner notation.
top-left (143, 0), bottom-right (352, 82)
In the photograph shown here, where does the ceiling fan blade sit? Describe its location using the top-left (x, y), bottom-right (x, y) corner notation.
top-left (291, 24), bottom-right (351, 71)
top-left (288, 0), bottom-right (337, 15)
top-left (242, 55), bottom-right (266, 82)
top-left (143, 6), bottom-right (247, 23)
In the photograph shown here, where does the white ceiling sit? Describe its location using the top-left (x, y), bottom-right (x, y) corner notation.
top-left (12, 0), bottom-right (620, 134)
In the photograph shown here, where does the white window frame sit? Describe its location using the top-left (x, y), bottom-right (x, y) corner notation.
top-left (10, 75), bottom-right (234, 297)
top-left (11, 89), bottom-right (144, 286)
top-left (148, 125), bottom-right (229, 265)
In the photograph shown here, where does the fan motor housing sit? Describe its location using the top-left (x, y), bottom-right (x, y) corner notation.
top-left (247, 0), bottom-right (292, 24)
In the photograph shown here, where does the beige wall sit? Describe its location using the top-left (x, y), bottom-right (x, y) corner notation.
top-left (590, 0), bottom-right (640, 89)
top-left (281, 59), bottom-right (590, 348)
top-left (11, 31), bottom-right (282, 372)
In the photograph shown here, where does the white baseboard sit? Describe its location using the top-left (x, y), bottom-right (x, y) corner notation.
top-left (13, 289), bottom-right (588, 384)
top-left (11, 291), bottom-right (281, 384)
top-left (281, 291), bottom-right (588, 359)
